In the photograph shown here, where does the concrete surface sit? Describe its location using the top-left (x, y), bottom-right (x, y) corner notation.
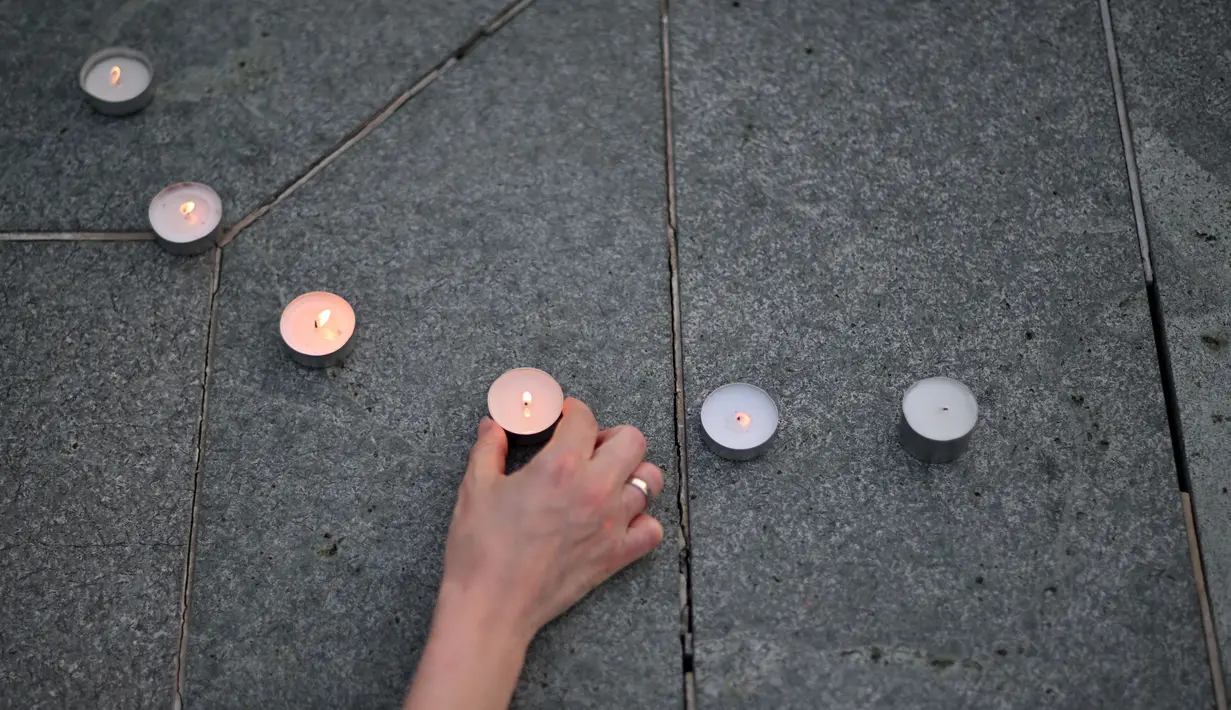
top-left (183, 1), bottom-right (679, 707)
top-left (1112, 0), bottom-right (1231, 683)
top-left (672, 0), bottom-right (1213, 707)
top-left (0, 243), bottom-right (210, 708)
top-left (0, 0), bottom-right (506, 231)
top-left (1, 0), bottom-right (1227, 707)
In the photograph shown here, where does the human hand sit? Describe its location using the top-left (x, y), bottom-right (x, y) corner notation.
top-left (438, 397), bottom-right (665, 643)
top-left (405, 398), bottom-right (665, 710)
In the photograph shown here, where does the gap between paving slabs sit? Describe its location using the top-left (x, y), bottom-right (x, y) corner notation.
top-left (0, 0), bottom-right (534, 249)
top-left (656, 0), bottom-right (698, 707)
top-left (173, 245), bottom-right (222, 709)
top-left (217, 0), bottom-right (535, 250)
top-left (166, 1), bottom-right (538, 706)
top-left (2, 0), bottom-right (1209, 706)
top-left (1099, 0), bottom-right (1227, 704)
top-left (0, 231), bottom-right (154, 241)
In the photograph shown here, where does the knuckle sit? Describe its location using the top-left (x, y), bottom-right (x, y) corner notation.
top-left (579, 481), bottom-right (610, 514)
top-left (648, 519), bottom-right (665, 545)
top-left (546, 450), bottom-right (582, 485)
top-left (602, 538), bottom-right (627, 573)
top-left (615, 425), bottom-right (647, 456)
top-left (641, 464), bottom-right (664, 490)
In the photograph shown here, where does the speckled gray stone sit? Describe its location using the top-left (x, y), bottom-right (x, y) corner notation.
top-left (673, 0), bottom-right (1211, 707)
top-left (1112, 0), bottom-right (1231, 683)
top-left (0, 242), bottom-right (210, 708)
top-left (0, 0), bottom-right (506, 231)
top-left (183, 1), bottom-right (677, 707)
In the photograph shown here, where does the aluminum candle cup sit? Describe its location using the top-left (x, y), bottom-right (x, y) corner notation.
top-left (700, 383), bottom-right (779, 461)
top-left (487, 368), bottom-right (563, 446)
top-left (280, 292), bottom-right (356, 368)
top-left (80, 47), bottom-right (154, 116)
top-left (149, 182), bottom-right (222, 255)
top-left (898, 377), bottom-right (978, 464)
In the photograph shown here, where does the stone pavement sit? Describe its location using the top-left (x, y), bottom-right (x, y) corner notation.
top-left (1111, 0), bottom-right (1231, 686)
top-left (0, 0), bottom-right (1226, 708)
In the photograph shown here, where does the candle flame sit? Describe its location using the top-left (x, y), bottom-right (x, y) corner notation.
top-left (735, 412), bottom-right (752, 429)
top-left (110, 65), bottom-right (121, 85)
top-left (180, 201), bottom-right (196, 217)
top-left (315, 309), bottom-right (331, 328)
top-left (522, 390), bottom-right (533, 418)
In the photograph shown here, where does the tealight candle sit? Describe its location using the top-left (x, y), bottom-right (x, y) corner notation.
top-left (149, 182), bottom-right (222, 255)
top-left (700, 383), bottom-right (779, 460)
top-left (79, 47), bottom-right (154, 116)
top-left (280, 292), bottom-right (356, 368)
top-left (488, 368), bottom-right (564, 446)
top-left (898, 377), bottom-right (978, 463)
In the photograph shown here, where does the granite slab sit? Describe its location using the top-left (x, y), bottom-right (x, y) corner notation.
top-left (672, 0), bottom-right (1211, 707)
top-left (0, 0), bottom-right (507, 232)
top-left (183, 1), bottom-right (679, 707)
top-left (1112, 0), bottom-right (1231, 683)
top-left (0, 242), bottom-right (211, 708)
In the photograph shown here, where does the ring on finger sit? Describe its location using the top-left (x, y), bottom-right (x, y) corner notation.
top-left (627, 476), bottom-right (652, 501)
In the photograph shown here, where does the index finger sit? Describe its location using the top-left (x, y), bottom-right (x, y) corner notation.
top-left (545, 397), bottom-right (599, 458)
top-left (465, 416), bottom-right (509, 482)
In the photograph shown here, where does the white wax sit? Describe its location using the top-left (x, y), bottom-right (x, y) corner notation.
top-left (83, 56), bottom-right (150, 102)
top-left (149, 183), bottom-right (222, 244)
top-left (901, 377), bottom-right (978, 442)
top-left (488, 368), bottom-right (563, 436)
top-left (700, 383), bottom-right (778, 453)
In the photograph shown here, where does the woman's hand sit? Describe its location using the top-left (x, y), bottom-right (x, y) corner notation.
top-left (405, 398), bottom-right (665, 710)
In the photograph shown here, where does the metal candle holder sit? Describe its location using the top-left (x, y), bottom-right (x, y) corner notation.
top-left (897, 415), bottom-right (972, 463)
top-left (699, 382), bottom-right (779, 461)
top-left (897, 377), bottom-right (978, 464)
top-left (284, 335), bottom-right (356, 369)
top-left (149, 182), bottom-right (222, 255)
top-left (79, 47), bottom-right (155, 116)
top-left (505, 415), bottom-right (561, 447)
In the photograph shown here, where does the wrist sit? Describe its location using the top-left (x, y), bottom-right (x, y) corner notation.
top-left (431, 579), bottom-right (536, 657)
top-left (404, 584), bottom-right (532, 710)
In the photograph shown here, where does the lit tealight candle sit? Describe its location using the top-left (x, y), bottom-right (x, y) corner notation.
top-left (700, 383), bottom-right (779, 460)
top-left (149, 182), bottom-right (222, 255)
top-left (280, 292), bottom-right (356, 368)
top-left (79, 47), bottom-right (154, 116)
top-left (487, 368), bottom-right (564, 446)
top-left (898, 377), bottom-right (978, 464)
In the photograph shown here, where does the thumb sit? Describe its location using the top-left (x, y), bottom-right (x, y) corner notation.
top-left (466, 417), bottom-right (508, 481)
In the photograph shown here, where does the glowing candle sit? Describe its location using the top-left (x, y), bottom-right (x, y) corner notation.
top-left (79, 47), bottom-right (154, 116)
top-left (700, 383), bottom-right (779, 460)
top-left (488, 368), bottom-right (563, 445)
top-left (898, 377), bottom-right (978, 463)
top-left (149, 182), bottom-right (222, 255)
top-left (280, 292), bottom-right (356, 368)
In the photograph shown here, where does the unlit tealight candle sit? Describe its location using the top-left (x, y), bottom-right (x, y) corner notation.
top-left (79, 47), bottom-right (154, 116)
top-left (700, 383), bottom-right (779, 460)
top-left (488, 368), bottom-right (564, 446)
top-left (280, 292), bottom-right (356, 368)
top-left (149, 182), bottom-right (222, 255)
top-left (898, 377), bottom-right (978, 464)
